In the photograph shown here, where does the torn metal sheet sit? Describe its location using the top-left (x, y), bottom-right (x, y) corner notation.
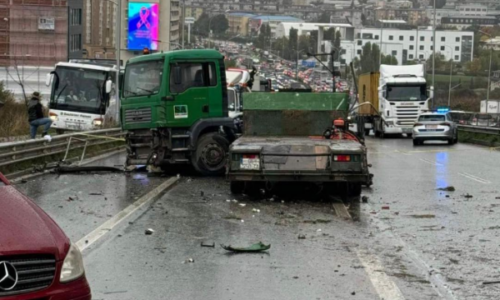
top-left (221, 242), bottom-right (271, 253)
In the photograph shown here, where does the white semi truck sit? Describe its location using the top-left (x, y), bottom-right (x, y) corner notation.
top-left (357, 64), bottom-right (433, 137)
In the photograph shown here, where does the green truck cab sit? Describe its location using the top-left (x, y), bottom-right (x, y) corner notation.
top-left (227, 91), bottom-right (372, 197)
top-left (121, 50), bottom-right (235, 175)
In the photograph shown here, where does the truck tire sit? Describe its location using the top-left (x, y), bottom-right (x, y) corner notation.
top-left (191, 132), bottom-right (229, 176)
top-left (230, 181), bottom-right (244, 194)
top-left (364, 129), bottom-right (370, 136)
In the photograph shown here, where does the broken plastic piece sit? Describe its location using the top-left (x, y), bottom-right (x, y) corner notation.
top-left (221, 242), bottom-right (271, 253)
top-left (145, 228), bottom-right (155, 235)
top-left (201, 242), bottom-right (215, 248)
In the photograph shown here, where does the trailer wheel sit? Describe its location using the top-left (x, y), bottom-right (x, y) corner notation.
top-left (230, 181), bottom-right (244, 194)
top-left (191, 132), bottom-right (229, 176)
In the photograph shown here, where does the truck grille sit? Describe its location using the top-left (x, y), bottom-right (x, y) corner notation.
top-left (0, 255), bottom-right (56, 297)
top-left (395, 106), bottom-right (419, 125)
top-left (125, 108), bottom-right (152, 124)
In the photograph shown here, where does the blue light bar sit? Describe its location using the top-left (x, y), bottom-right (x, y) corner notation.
top-left (437, 108), bottom-right (449, 113)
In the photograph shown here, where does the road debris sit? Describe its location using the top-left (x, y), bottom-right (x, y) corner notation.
top-left (381, 206), bottom-right (390, 210)
top-left (361, 196), bottom-right (369, 203)
top-left (239, 203), bottom-right (246, 207)
top-left (183, 258), bottom-right (195, 263)
top-left (463, 193), bottom-right (473, 199)
top-left (298, 234), bottom-right (306, 239)
top-left (409, 214), bottom-right (436, 219)
top-left (145, 228), bottom-right (155, 235)
top-left (201, 242), bottom-right (215, 248)
top-left (483, 280), bottom-right (500, 285)
top-left (221, 242), bottom-right (271, 253)
top-left (252, 208), bottom-right (261, 213)
top-left (89, 192), bottom-right (102, 196)
top-left (437, 186), bottom-right (455, 192)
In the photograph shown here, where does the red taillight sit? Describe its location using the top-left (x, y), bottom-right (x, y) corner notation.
top-left (242, 154), bottom-right (258, 159)
top-left (333, 155), bottom-right (351, 162)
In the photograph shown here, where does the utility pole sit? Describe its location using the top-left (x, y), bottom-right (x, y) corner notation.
top-left (432, 0), bottom-right (436, 108)
top-left (181, 0), bottom-right (185, 49)
top-left (116, 0), bottom-right (121, 122)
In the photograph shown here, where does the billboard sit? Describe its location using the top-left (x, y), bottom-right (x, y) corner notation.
top-left (128, 2), bottom-right (159, 50)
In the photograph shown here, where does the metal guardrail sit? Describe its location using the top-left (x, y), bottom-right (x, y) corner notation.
top-left (0, 128), bottom-right (125, 170)
top-left (458, 125), bottom-right (500, 135)
top-left (458, 125), bottom-right (500, 148)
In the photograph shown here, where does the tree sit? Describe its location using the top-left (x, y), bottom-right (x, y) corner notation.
top-left (356, 42), bottom-right (381, 73)
top-left (333, 31), bottom-right (341, 57)
top-left (288, 28), bottom-right (298, 54)
top-left (466, 57), bottom-right (482, 75)
top-left (381, 55), bottom-right (398, 65)
top-left (256, 24), bottom-right (271, 50)
top-left (429, 0), bottom-right (446, 8)
top-left (470, 78), bottom-right (474, 89)
top-left (211, 15), bottom-right (229, 36)
top-left (361, 13), bottom-right (367, 26)
top-left (193, 13), bottom-right (210, 36)
top-left (316, 12), bottom-right (330, 23)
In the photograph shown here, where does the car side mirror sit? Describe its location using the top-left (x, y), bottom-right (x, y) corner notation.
top-left (173, 66), bottom-right (182, 85)
top-left (105, 79), bottom-right (112, 94)
top-left (45, 73), bottom-right (52, 87)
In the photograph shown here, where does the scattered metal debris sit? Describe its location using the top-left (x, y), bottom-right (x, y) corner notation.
top-left (298, 234), bottom-right (306, 239)
top-left (482, 281), bottom-right (500, 285)
top-left (221, 242), bottom-right (271, 253)
top-left (184, 258), bottom-right (195, 263)
top-left (201, 242), bottom-right (215, 248)
top-left (145, 228), bottom-right (155, 235)
top-left (437, 186), bottom-right (455, 192)
top-left (409, 214), bottom-right (436, 219)
top-left (463, 193), bottom-right (473, 199)
top-left (361, 196), bottom-right (369, 203)
top-left (56, 166), bottom-right (123, 173)
top-left (381, 206), bottom-right (390, 210)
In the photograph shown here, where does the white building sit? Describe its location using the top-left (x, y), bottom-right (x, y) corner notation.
top-left (354, 28), bottom-right (474, 64)
top-left (353, 28), bottom-right (474, 65)
top-left (456, 4), bottom-right (488, 16)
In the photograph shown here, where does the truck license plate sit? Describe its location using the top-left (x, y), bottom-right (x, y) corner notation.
top-left (240, 158), bottom-right (260, 170)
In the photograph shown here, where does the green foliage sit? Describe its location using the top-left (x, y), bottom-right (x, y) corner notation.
top-left (353, 42), bottom-right (381, 73)
top-left (316, 12), bottom-right (330, 23)
top-left (193, 14), bottom-right (228, 37)
top-left (288, 28), bottom-right (298, 53)
top-left (255, 24), bottom-right (271, 50)
top-left (381, 55), bottom-right (398, 65)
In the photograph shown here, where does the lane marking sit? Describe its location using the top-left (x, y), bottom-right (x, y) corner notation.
top-left (355, 249), bottom-right (406, 300)
top-left (365, 204), bottom-right (458, 300)
top-left (419, 158), bottom-right (444, 167)
top-left (76, 177), bottom-right (179, 252)
top-left (458, 172), bottom-right (490, 184)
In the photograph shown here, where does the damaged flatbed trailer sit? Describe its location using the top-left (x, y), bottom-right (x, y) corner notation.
top-left (227, 91), bottom-right (372, 197)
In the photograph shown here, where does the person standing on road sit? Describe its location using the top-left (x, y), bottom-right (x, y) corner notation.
top-left (28, 92), bottom-right (52, 140)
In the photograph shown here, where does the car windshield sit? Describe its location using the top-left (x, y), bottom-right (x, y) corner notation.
top-left (124, 60), bottom-right (163, 97)
top-left (419, 115), bottom-right (445, 122)
top-left (50, 67), bottom-right (109, 114)
top-left (386, 85), bottom-right (426, 101)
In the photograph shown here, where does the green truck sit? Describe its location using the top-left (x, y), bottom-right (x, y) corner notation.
top-left (120, 50), bottom-right (235, 175)
top-left (227, 91), bottom-right (372, 196)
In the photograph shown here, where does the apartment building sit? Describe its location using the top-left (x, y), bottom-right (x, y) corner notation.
top-left (83, 0), bottom-right (116, 59)
top-left (441, 15), bottom-right (498, 29)
top-left (226, 12), bottom-right (254, 36)
top-left (0, 0), bottom-right (82, 66)
top-left (375, 8), bottom-right (428, 26)
top-left (184, 6), bottom-right (203, 21)
top-left (248, 15), bottom-right (302, 37)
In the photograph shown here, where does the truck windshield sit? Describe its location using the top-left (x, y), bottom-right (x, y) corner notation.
top-left (50, 66), bottom-right (109, 114)
top-left (386, 85), bottom-right (426, 101)
top-left (124, 60), bottom-right (163, 97)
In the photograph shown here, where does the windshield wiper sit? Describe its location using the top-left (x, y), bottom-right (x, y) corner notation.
top-left (124, 89), bottom-right (140, 96)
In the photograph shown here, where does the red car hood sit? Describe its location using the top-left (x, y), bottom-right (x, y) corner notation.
top-left (0, 185), bottom-right (69, 260)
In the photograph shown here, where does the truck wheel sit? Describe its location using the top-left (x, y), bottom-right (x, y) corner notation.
top-left (191, 132), bottom-right (229, 176)
top-left (230, 181), bottom-right (244, 194)
top-left (364, 129), bottom-right (370, 136)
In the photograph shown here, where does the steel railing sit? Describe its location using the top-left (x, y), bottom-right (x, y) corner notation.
top-left (0, 128), bottom-right (125, 171)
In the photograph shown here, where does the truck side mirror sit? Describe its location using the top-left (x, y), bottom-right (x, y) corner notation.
top-left (45, 73), bottom-right (52, 87)
top-left (173, 66), bottom-right (182, 85)
top-left (105, 79), bottom-right (113, 94)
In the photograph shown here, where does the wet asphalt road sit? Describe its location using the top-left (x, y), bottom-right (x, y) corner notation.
top-left (15, 138), bottom-right (500, 299)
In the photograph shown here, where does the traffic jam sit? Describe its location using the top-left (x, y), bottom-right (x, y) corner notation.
top-left (1, 43), bottom-right (500, 300)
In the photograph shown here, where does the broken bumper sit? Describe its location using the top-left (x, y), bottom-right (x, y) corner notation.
top-left (227, 172), bottom-right (370, 183)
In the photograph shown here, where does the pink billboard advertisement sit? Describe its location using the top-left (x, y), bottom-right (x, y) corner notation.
top-left (128, 2), bottom-right (159, 50)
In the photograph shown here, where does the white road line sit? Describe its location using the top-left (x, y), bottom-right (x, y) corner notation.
top-left (76, 177), bottom-right (179, 252)
top-left (419, 158), bottom-right (444, 166)
top-left (355, 249), bottom-right (406, 300)
top-left (458, 172), bottom-right (491, 184)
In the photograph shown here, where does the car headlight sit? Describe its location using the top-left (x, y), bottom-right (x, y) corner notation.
top-left (60, 244), bottom-right (85, 283)
top-left (49, 113), bottom-right (58, 121)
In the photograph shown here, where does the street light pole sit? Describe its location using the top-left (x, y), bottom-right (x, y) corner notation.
top-left (115, 0), bottom-right (121, 123)
top-left (480, 30), bottom-right (493, 113)
top-left (432, 0), bottom-right (436, 108)
top-left (443, 45), bottom-right (454, 107)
